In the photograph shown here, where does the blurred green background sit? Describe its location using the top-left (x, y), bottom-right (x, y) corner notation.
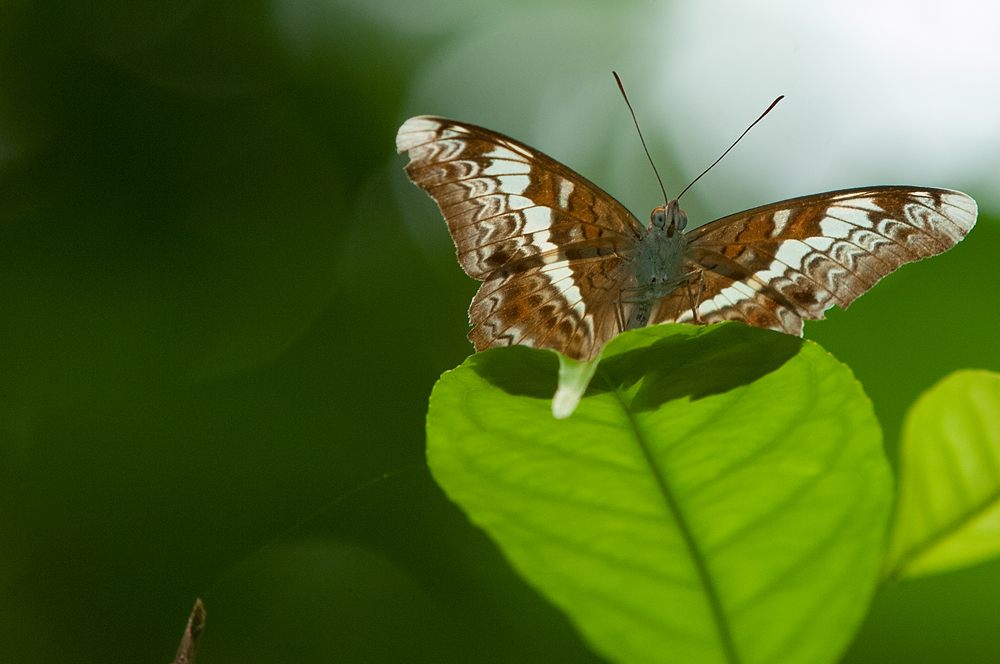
top-left (0, 0), bottom-right (996, 662)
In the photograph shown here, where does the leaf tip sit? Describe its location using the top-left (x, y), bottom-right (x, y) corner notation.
top-left (551, 351), bottom-right (602, 419)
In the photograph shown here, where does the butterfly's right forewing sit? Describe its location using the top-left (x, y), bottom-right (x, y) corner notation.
top-left (397, 116), bottom-right (646, 361)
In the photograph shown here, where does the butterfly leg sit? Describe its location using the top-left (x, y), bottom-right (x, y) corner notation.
top-left (613, 293), bottom-right (625, 334)
top-left (614, 291), bottom-right (651, 330)
top-left (618, 284), bottom-right (664, 302)
top-left (683, 269), bottom-right (705, 324)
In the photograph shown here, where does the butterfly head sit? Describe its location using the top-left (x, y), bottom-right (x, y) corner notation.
top-left (650, 199), bottom-right (688, 237)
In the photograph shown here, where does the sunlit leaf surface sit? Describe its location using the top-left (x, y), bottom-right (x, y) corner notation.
top-left (427, 323), bottom-right (892, 664)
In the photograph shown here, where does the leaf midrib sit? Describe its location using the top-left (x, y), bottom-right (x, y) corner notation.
top-left (598, 367), bottom-right (741, 664)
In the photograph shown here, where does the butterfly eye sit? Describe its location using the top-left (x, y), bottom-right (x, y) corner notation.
top-left (677, 212), bottom-right (688, 231)
top-left (650, 208), bottom-right (666, 229)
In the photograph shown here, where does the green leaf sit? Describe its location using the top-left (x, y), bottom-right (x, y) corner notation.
top-left (553, 350), bottom-right (603, 419)
top-left (426, 323), bottom-right (892, 664)
top-left (884, 370), bottom-right (1000, 581)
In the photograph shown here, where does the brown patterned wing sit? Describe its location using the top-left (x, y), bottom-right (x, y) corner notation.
top-left (397, 116), bottom-right (646, 361)
top-left (650, 187), bottom-right (977, 333)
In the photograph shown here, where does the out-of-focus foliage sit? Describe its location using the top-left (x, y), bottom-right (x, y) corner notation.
top-left (0, 1), bottom-right (997, 663)
top-left (884, 370), bottom-right (1000, 580)
top-left (0, 2), bottom-right (596, 662)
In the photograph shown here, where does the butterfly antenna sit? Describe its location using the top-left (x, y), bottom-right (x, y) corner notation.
top-left (613, 71), bottom-right (669, 208)
top-left (676, 94), bottom-right (784, 201)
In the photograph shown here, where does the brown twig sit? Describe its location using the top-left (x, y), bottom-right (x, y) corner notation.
top-left (171, 599), bottom-right (206, 664)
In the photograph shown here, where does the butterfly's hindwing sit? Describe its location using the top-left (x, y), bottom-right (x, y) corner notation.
top-left (398, 115), bottom-right (978, 361)
top-left (468, 252), bottom-right (633, 361)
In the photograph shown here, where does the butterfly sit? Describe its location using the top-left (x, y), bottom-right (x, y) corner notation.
top-left (396, 115), bottom-right (977, 362)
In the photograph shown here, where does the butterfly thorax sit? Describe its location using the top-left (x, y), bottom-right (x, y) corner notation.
top-left (621, 199), bottom-right (689, 330)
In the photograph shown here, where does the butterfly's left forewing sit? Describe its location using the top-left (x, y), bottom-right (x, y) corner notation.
top-left (397, 116), bottom-right (646, 361)
top-left (650, 187), bottom-right (977, 332)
